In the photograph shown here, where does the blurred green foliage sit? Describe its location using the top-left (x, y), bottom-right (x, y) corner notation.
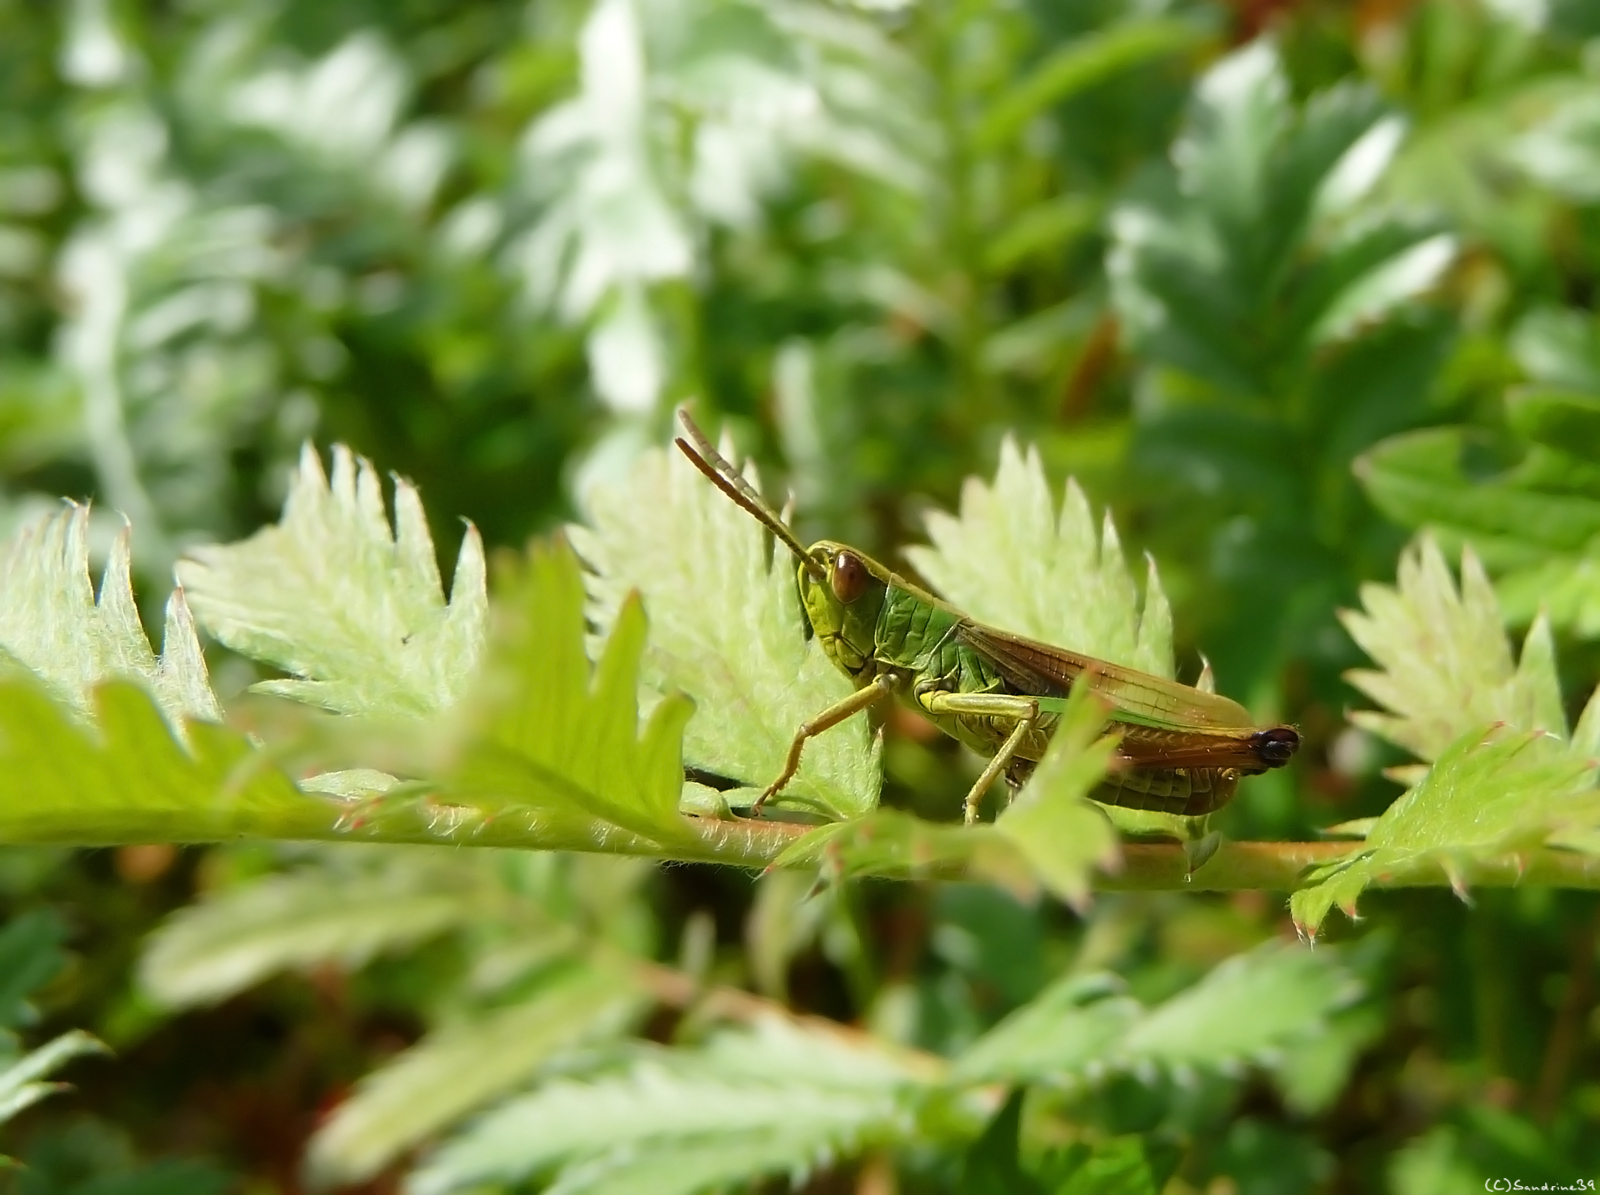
top-left (3, 0), bottom-right (1600, 1192)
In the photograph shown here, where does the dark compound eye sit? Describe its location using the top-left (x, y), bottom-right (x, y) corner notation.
top-left (1250, 726), bottom-right (1300, 766)
top-left (831, 551), bottom-right (869, 603)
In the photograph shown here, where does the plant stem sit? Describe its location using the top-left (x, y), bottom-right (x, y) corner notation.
top-left (12, 792), bottom-right (1600, 894)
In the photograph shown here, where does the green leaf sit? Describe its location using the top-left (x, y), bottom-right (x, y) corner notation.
top-left (0, 911), bottom-right (67, 1037)
top-left (1496, 554), bottom-right (1600, 639)
top-left (0, 1030), bottom-right (105, 1128)
top-left (1510, 306), bottom-right (1600, 396)
top-left (1505, 386), bottom-right (1600, 458)
top-left (993, 684), bottom-right (1120, 909)
top-left (959, 1089), bottom-right (1041, 1195)
top-left (0, 676), bottom-right (312, 847)
top-left (1514, 91), bottom-right (1600, 203)
top-left (139, 852), bottom-right (503, 1008)
top-left (973, 19), bottom-right (1199, 152)
top-left (0, 507), bottom-right (220, 731)
top-left (178, 444), bottom-right (487, 719)
top-left (983, 196), bottom-right (1099, 276)
top-left (1290, 727), bottom-right (1600, 935)
top-left (1340, 538), bottom-right (1566, 761)
top-left (1110, 41), bottom-right (1440, 399)
top-left (952, 974), bottom-right (1142, 1087)
top-left (571, 440), bottom-right (878, 821)
top-left (444, 538), bottom-right (698, 847)
top-left (307, 965), bottom-right (646, 1187)
top-left (1356, 428), bottom-right (1600, 566)
top-left (1110, 941), bottom-right (1360, 1072)
top-left (954, 942), bottom-right (1357, 1088)
top-left (409, 1016), bottom-right (925, 1195)
top-left (906, 438), bottom-right (1173, 676)
top-left (1043, 1137), bottom-right (1170, 1195)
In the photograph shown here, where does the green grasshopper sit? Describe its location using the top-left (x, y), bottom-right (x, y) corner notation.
top-left (675, 413), bottom-right (1299, 824)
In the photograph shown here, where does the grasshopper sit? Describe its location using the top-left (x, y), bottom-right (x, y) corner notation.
top-left (674, 413), bottom-right (1298, 824)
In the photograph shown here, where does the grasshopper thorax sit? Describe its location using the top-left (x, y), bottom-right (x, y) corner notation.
top-left (798, 540), bottom-right (888, 682)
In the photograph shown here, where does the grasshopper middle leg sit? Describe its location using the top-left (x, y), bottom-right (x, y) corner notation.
top-left (918, 691), bottom-right (1040, 825)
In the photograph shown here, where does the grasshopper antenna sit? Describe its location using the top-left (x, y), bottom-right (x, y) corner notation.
top-left (674, 411), bottom-right (826, 582)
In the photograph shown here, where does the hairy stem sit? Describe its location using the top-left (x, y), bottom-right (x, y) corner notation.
top-left (9, 794), bottom-right (1600, 893)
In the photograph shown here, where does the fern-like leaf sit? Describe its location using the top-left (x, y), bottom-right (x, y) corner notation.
top-left (178, 444), bottom-right (486, 719)
top-left (408, 1017), bottom-right (923, 1195)
top-left (906, 439), bottom-right (1174, 676)
top-left (140, 853), bottom-right (506, 1008)
top-left (309, 965), bottom-right (647, 1187)
top-left (570, 440), bottom-right (878, 821)
top-left (954, 941), bottom-right (1358, 1086)
top-left (0, 506), bottom-right (220, 731)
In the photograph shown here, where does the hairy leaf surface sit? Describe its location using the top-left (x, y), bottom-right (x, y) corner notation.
top-left (572, 440), bottom-right (879, 821)
top-left (179, 444), bottom-right (486, 719)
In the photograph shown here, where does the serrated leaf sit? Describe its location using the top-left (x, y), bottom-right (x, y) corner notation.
top-left (0, 1030), bottom-right (106, 1127)
top-left (140, 855), bottom-right (501, 1008)
top-left (407, 1017), bottom-right (924, 1195)
top-left (1291, 727), bottom-right (1600, 935)
top-left (1112, 940), bottom-right (1359, 1070)
top-left (1109, 41), bottom-right (1442, 399)
top-left (993, 685), bottom-right (1120, 909)
top-left (0, 676), bottom-right (313, 847)
top-left (906, 439), bottom-right (1173, 676)
top-left (954, 942), bottom-right (1355, 1088)
top-left (308, 966), bottom-right (646, 1187)
top-left (1341, 538), bottom-right (1566, 761)
top-left (1357, 428), bottom-right (1600, 567)
top-left (952, 974), bottom-right (1142, 1086)
top-left (0, 506), bottom-right (220, 732)
top-left (570, 440), bottom-right (878, 821)
top-left (179, 444), bottom-right (487, 719)
top-left (444, 538), bottom-right (698, 847)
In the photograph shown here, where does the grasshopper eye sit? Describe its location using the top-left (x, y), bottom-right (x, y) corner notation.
top-left (831, 551), bottom-right (868, 603)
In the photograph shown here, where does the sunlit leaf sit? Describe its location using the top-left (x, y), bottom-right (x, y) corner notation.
top-left (0, 506), bottom-right (220, 732)
top-left (443, 537), bottom-right (698, 847)
top-left (179, 444), bottom-right (486, 719)
top-left (906, 438), bottom-right (1173, 676)
top-left (571, 439), bottom-right (879, 821)
top-left (993, 685), bottom-right (1120, 909)
top-left (1291, 727), bottom-right (1600, 935)
top-left (1341, 538), bottom-right (1566, 761)
top-left (0, 676), bottom-right (312, 847)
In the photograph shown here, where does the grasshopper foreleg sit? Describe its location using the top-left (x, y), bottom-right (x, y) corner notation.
top-left (918, 691), bottom-right (1040, 825)
top-left (756, 672), bottom-right (899, 814)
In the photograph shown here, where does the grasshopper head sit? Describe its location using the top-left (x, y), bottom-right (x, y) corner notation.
top-left (799, 540), bottom-right (887, 681)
